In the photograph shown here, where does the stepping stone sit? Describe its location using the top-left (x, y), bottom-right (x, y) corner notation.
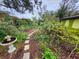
top-left (28, 31), bottom-right (36, 36)
top-left (28, 33), bottom-right (33, 37)
top-left (25, 40), bottom-right (30, 44)
top-left (23, 53), bottom-right (30, 59)
top-left (27, 36), bottom-right (30, 39)
top-left (24, 45), bottom-right (29, 51)
top-left (28, 30), bottom-right (39, 37)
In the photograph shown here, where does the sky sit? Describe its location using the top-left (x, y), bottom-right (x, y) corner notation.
top-left (0, 0), bottom-right (61, 19)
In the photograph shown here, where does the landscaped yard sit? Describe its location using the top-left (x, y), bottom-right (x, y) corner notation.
top-left (0, 0), bottom-right (79, 59)
top-left (0, 12), bottom-right (79, 59)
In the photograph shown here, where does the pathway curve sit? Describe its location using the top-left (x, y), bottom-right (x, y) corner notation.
top-left (23, 29), bottom-right (38, 59)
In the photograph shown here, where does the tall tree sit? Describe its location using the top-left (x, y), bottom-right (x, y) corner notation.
top-left (56, 0), bottom-right (79, 19)
top-left (0, 0), bottom-right (42, 13)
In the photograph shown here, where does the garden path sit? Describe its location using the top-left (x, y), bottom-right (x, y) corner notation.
top-left (23, 29), bottom-right (38, 59)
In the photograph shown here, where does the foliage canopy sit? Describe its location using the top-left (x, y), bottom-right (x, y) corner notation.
top-left (0, 0), bottom-right (42, 13)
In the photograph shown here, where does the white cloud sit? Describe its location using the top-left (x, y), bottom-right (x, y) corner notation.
top-left (0, 0), bottom-right (61, 19)
top-left (48, 0), bottom-right (59, 3)
top-left (0, 0), bottom-right (3, 4)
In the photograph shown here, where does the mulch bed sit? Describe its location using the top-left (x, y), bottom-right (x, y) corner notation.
top-left (60, 48), bottom-right (79, 59)
top-left (60, 42), bottom-right (79, 59)
top-left (29, 38), bottom-right (42, 59)
top-left (29, 38), bottom-right (79, 59)
top-left (24, 29), bottom-right (35, 34)
top-left (11, 41), bottom-right (24, 59)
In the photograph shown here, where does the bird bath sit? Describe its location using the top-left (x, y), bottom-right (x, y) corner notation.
top-left (0, 35), bottom-right (17, 53)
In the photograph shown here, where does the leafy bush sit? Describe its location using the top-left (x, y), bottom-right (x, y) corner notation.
top-left (38, 42), bottom-right (58, 59)
top-left (6, 25), bottom-right (20, 36)
top-left (43, 48), bottom-right (58, 59)
top-left (14, 19), bottom-right (32, 27)
top-left (18, 25), bottom-right (33, 31)
top-left (0, 22), bottom-right (27, 42)
top-left (0, 22), bottom-right (8, 40)
top-left (34, 31), bottom-right (50, 43)
top-left (16, 32), bottom-right (27, 42)
top-left (0, 29), bottom-right (7, 41)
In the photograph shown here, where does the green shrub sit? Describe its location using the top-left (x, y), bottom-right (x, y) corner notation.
top-left (0, 29), bottom-right (7, 41)
top-left (14, 19), bottom-right (31, 27)
top-left (0, 22), bottom-right (27, 42)
top-left (0, 22), bottom-right (8, 41)
top-left (34, 32), bottom-right (50, 43)
top-left (18, 25), bottom-right (32, 31)
top-left (43, 48), bottom-right (58, 59)
top-left (16, 32), bottom-right (27, 42)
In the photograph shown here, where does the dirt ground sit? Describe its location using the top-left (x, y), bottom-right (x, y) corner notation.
top-left (60, 42), bottom-right (79, 59)
top-left (0, 41), bottom-right (24, 59)
top-left (0, 39), bottom-right (79, 59)
top-left (30, 39), bottom-right (42, 59)
top-left (0, 29), bottom-right (79, 59)
top-left (29, 38), bottom-right (79, 59)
